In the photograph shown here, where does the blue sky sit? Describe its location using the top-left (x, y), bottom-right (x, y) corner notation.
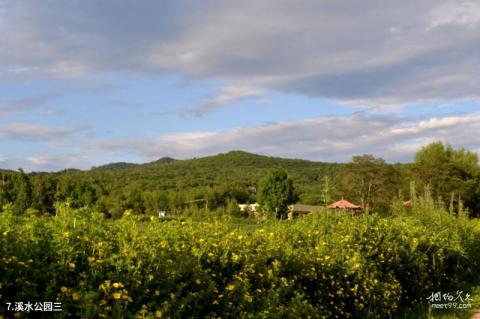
top-left (1, 0), bottom-right (480, 171)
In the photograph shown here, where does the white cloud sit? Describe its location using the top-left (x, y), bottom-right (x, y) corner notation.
top-left (429, 1), bottom-right (480, 29)
top-left (4, 112), bottom-right (479, 171)
top-left (26, 153), bottom-right (92, 171)
top-left (1, 1), bottom-right (480, 107)
top-left (186, 85), bottom-right (266, 116)
top-left (0, 153), bottom-right (94, 172)
top-left (0, 93), bottom-right (59, 115)
top-left (99, 113), bottom-right (480, 163)
top-left (0, 123), bottom-right (84, 141)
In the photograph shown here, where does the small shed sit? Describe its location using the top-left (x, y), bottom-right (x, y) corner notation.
top-left (288, 204), bottom-right (322, 219)
top-left (328, 199), bottom-right (362, 216)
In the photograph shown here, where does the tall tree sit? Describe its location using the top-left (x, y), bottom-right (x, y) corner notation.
top-left (258, 169), bottom-right (297, 219)
top-left (13, 169), bottom-right (32, 215)
top-left (31, 174), bottom-right (57, 214)
top-left (336, 155), bottom-right (398, 213)
top-left (413, 141), bottom-right (480, 216)
top-left (0, 172), bottom-right (9, 208)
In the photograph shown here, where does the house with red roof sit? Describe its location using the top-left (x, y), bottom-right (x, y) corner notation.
top-left (328, 198), bottom-right (363, 216)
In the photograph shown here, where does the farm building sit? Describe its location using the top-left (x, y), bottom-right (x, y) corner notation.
top-left (287, 204), bottom-right (322, 219)
top-left (328, 198), bottom-right (362, 216)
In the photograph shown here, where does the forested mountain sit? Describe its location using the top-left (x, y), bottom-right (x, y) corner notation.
top-left (1, 144), bottom-right (479, 218)
top-left (0, 151), bottom-right (342, 217)
top-left (84, 150), bottom-right (341, 195)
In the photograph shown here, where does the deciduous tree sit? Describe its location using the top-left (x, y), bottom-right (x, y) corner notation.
top-left (258, 169), bottom-right (298, 218)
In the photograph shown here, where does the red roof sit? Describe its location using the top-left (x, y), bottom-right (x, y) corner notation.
top-left (328, 199), bottom-right (361, 209)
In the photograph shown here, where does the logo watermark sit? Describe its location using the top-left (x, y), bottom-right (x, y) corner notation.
top-left (426, 291), bottom-right (472, 310)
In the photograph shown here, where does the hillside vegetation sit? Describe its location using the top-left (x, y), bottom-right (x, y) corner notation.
top-left (1, 151), bottom-right (342, 217)
top-left (0, 142), bottom-right (479, 218)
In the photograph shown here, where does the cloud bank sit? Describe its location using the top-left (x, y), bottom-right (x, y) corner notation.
top-left (100, 112), bottom-right (480, 164)
top-left (2, 0), bottom-right (480, 107)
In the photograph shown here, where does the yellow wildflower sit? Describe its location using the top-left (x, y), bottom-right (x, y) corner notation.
top-left (72, 292), bottom-right (80, 301)
top-left (112, 292), bottom-right (122, 300)
top-left (155, 310), bottom-right (163, 318)
top-left (226, 284), bottom-right (235, 291)
top-left (68, 262), bottom-right (76, 269)
top-left (60, 286), bottom-right (68, 293)
top-left (63, 232), bottom-right (70, 238)
top-left (113, 282), bottom-right (123, 288)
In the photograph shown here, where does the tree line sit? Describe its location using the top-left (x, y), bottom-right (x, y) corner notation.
top-left (1, 142), bottom-right (479, 218)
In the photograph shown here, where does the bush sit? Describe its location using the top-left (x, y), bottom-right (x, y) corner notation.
top-left (0, 202), bottom-right (479, 318)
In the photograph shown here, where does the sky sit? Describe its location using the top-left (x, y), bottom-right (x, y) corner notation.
top-left (1, 0), bottom-right (480, 171)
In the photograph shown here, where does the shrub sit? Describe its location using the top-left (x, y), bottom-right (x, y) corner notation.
top-left (0, 203), bottom-right (479, 318)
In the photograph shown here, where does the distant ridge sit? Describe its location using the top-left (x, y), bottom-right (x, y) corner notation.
top-left (91, 157), bottom-right (177, 171)
top-left (2, 150), bottom-right (338, 174)
top-left (148, 157), bottom-right (176, 165)
top-left (91, 162), bottom-right (138, 170)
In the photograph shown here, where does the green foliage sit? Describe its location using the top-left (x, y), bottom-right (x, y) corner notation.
top-left (336, 155), bottom-right (398, 213)
top-left (258, 169), bottom-right (298, 218)
top-left (12, 169), bottom-right (32, 215)
top-left (1, 204), bottom-right (479, 318)
top-left (414, 141), bottom-right (480, 216)
top-left (0, 146), bottom-right (480, 218)
top-left (0, 151), bottom-right (339, 217)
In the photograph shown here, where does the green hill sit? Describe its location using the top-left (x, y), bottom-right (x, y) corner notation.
top-left (79, 150), bottom-right (341, 196)
top-left (0, 150), bottom-right (341, 216)
top-left (3, 144), bottom-right (478, 218)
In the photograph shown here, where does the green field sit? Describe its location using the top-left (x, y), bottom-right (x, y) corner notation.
top-left (1, 197), bottom-right (479, 318)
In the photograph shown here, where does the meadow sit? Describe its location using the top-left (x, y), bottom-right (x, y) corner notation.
top-left (1, 193), bottom-right (479, 318)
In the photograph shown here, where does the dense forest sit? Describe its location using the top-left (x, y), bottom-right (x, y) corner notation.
top-left (1, 142), bottom-right (479, 218)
